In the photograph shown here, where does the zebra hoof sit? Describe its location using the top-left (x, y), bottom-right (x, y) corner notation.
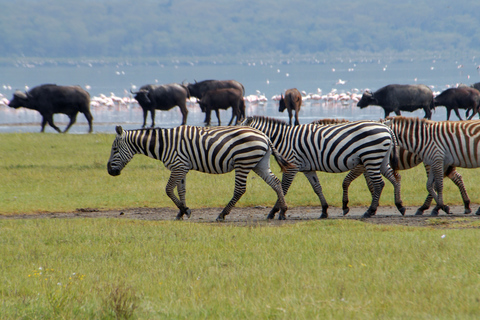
top-left (464, 208), bottom-right (472, 214)
top-left (266, 213), bottom-right (275, 220)
top-left (278, 214), bottom-right (286, 220)
top-left (174, 214), bottom-right (183, 221)
top-left (398, 206), bottom-right (406, 216)
top-left (444, 205), bottom-right (451, 214)
top-left (342, 208), bottom-right (350, 216)
top-left (318, 212), bottom-right (328, 219)
top-left (185, 208), bottom-right (191, 218)
top-left (362, 212), bottom-right (373, 218)
top-left (215, 215), bottom-right (225, 222)
top-left (415, 210), bottom-right (424, 216)
top-left (475, 208), bottom-right (480, 215)
top-left (430, 210), bottom-right (439, 217)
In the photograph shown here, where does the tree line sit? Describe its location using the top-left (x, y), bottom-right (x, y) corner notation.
top-left (1, 0), bottom-right (479, 60)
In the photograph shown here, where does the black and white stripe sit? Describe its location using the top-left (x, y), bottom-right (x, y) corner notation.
top-left (107, 125), bottom-right (293, 221)
top-left (241, 116), bottom-right (401, 218)
top-left (311, 119), bottom-right (471, 215)
top-left (388, 117), bottom-right (480, 215)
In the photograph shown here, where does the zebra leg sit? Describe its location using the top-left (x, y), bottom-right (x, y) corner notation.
top-left (253, 164), bottom-right (288, 220)
top-left (165, 169), bottom-right (191, 220)
top-left (342, 166), bottom-right (366, 215)
top-left (177, 177), bottom-right (190, 218)
top-left (216, 169), bottom-right (249, 221)
top-left (303, 171), bottom-right (329, 218)
top-left (362, 171), bottom-right (385, 218)
top-left (448, 169), bottom-right (471, 214)
top-left (415, 165), bottom-right (433, 215)
top-left (381, 165), bottom-right (405, 215)
top-left (267, 169), bottom-right (297, 219)
top-left (427, 162), bottom-right (449, 216)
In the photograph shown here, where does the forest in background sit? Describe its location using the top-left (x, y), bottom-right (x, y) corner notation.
top-left (1, 0), bottom-right (480, 62)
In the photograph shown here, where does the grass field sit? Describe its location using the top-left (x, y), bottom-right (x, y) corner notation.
top-left (1, 133), bottom-right (480, 319)
top-left (1, 132), bottom-right (479, 214)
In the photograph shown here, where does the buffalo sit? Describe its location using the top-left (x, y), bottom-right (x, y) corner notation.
top-left (186, 80), bottom-right (245, 99)
top-left (8, 84), bottom-right (93, 133)
top-left (357, 84), bottom-right (434, 119)
top-left (471, 82), bottom-right (480, 91)
top-left (197, 88), bottom-right (245, 126)
top-left (131, 83), bottom-right (189, 127)
top-left (434, 87), bottom-right (480, 120)
top-left (279, 88), bottom-right (302, 126)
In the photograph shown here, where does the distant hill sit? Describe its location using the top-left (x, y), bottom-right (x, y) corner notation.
top-left (1, 0), bottom-right (480, 59)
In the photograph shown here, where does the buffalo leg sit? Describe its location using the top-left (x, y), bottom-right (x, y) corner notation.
top-left (179, 102), bottom-right (188, 125)
top-left (63, 113), bottom-right (78, 133)
top-left (83, 110), bottom-right (94, 133)
top-left (43, 115), bottom-right (62, 133)
top-left (150, 109), bottom-right (156, 127)
top-left (294, 111), bottom-right (300, 126)
top-left (141, 109), bottom-right (148, 128)
top-left (215, 109), bottom-right (221, 126)
top-left (453, 107), bottom-right (463, 121)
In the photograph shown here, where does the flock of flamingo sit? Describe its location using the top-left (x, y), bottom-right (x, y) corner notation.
top-left (0, 82), bottom-right (469, 115)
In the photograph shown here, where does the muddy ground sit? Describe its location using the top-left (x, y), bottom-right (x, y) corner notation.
top-left (2, 205), bottom-right (480, 228)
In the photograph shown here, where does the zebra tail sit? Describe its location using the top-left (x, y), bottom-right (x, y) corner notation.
top-left (389, 129), bottom-right (399, 173)
top-left (269, 141), bottom-right (295, 172)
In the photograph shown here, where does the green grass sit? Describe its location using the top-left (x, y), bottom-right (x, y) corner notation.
top-left (1, 218), bottom-right (480, 319)
top-left (1, 133), bottom-right (479, 215)
top-left (2, 133), bottom-right (480, 319)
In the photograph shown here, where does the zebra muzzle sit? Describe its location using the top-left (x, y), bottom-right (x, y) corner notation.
top-left (107, 162), bottom-right (121, 176)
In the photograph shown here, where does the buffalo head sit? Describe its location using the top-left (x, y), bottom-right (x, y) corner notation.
top-left (356, 91), bottom-right (377, 108)
top-left (8, 91), bottom-right (29, 109)
top-left (278, 94), bottom-right (286, 112)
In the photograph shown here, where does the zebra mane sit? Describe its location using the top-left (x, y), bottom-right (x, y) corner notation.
top-left (388, 116), bottom-right (429, 125)
top-left (247, 115), bottom-right (289, 126)
top-left (311, 118), bottom-right (349, 125)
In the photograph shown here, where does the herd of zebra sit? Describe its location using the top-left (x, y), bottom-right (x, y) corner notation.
top-left (107, 113), bottom-right (480, 221)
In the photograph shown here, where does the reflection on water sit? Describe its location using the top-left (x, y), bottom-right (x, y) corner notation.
top-left (0, 99), bottom-right (449, 134)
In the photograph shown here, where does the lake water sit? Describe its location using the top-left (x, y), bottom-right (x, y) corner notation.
top-left (1, 58), bottom-right (479, 133)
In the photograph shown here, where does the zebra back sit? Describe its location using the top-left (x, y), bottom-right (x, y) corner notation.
top-left (311, 118), bottom-right (422, 171)
top-left (388, 117), bottom-right (480, 168)
top-left (242, 116), bottom-right (395, 173)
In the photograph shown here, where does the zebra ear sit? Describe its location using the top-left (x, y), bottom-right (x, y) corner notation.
top-left (115, 125), bottom-right (123, 136)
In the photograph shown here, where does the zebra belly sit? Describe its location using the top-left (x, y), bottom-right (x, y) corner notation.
top-left (300, 155), bottom-right (361, 173)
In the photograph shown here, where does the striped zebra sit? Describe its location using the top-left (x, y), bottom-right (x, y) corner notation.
top-left (107, 125), bottom-right (293, 221)
top-left (388, 117), bottom-right (480, 216)
top-left (241, 116), bottom-right (403, 218)
top-left (311, 119), bottom-right (472, 215)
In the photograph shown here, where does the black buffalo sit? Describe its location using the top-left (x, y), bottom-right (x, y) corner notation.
top-left (131, 83), bottom-right (189, 127)
top-left (471, 82), bottom-right (480, 92)
top-left (279, 88), bottom-right (302, 126)
top-left (434, 87), bottom-right (480, 120)
top-left (8, 84), bottom-right (92, 133)
top-left (357, 84), bottom-right (434, 119)
top-left (186, 80), bottom-right (245, 99)
top-left (197, 88), bottom-right (245, 126)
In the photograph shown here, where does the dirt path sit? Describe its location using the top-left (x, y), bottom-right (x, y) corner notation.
top-left (2, 205), bottom-right (479, 228)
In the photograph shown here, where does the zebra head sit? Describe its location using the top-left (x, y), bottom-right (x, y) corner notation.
top-left (107, 126), bottom-right (135, 176)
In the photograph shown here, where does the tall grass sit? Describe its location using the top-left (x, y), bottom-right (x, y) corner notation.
top-left (1, 132), bottom-right (479, 214)
top-left (1, 218), bottom-right (480, 319)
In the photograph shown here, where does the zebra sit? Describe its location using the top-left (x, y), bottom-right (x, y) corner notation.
top-left (241, 116), bottom-right (403, 218)
top-left (388, 116), bottom-right (480, 216)
top-left (311, 119), bottom-right (472, 215)
top-left (107, 125), bottom-right (294, 221)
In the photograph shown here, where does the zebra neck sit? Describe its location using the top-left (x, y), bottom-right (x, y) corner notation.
top-left (127, 128), bottom-right (164, 160)
top-left (265, 123), bottom-right (290, 147)
top-left (393, 122), bottom-right (428, 156)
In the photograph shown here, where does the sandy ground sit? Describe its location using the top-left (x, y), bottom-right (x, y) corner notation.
top-left (2, 205), bottom-right (479, 228)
